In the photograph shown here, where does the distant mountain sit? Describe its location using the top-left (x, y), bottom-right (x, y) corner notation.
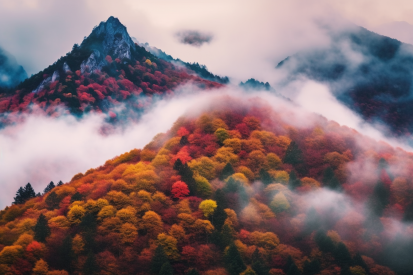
top-left (0, 17), bottom-right (226, 125)
top-left (137, 41), bottom-right (229, 84)
top-left (0, 46), bottom-right (27, 89)
top-left (373, 21), bottom-right (413, 45)
top-left (277, 24), bottom-right (413, 136)
top-left (239, 78), bottom-right (273, 91)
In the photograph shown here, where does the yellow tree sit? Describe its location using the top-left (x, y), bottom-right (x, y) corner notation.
top-left (199, 200), bottom-right (217, 218)
top-left (32, 259), bottom-right (49, 275)
top-left (67, 205), bottom-right (86, 224)
top-left (120, 223), bottom-right (138, 244)
top-left (157, 233), bottom-right (180, 260)
top-left (141, 211), bottom-right (164, 237)
top-left (72, 234), bottom-right (84, 255)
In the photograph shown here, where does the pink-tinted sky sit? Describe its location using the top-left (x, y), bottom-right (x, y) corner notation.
top-left (1, 0), bottom-right (413, 80)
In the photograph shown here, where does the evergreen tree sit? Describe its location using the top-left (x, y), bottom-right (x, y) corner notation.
top-left (57, 180), bottom-right (64, 186)
top-left (288, 171), bottom-right (301, 190)
top-left (224, 243), bottom-right (246, 275)
top-left (44, 181), bottom-right (56, 194)
top-left (334, 242), bottom-right (352, 267)
top-left (186, 268), bottom-right (200, 275)
top-left (159, 262), bottom-right (173, 275)
top-left (221, 224), bottom-right (234, 248)
top-left (151, 245), bottom-right (168, 274)
top-left (24, 183), bottom-right (36, 199)
top-left (283, 141), bottom-right (304, 165)
top-left (173, 160), bottom-right (197, 195)
top-left (34, 213), bottom-right (51, 242)
top-left (80, 212), bottom-right (97, 233)
top-left (180, 135), bottom-right (189, 145)
top-left (45, 191), bottom-right (60, 210)
top-left (251, 248), bottom-right (270, 275)
top-left (220, 163), bottom-right (235, 180)
top-left (224, 177), bottom-right (240, 193)
top-left (322, 167), bottom-right (341, 190)
top-left (83, 252), bottom-right (98, 275)
top-left (173, 158), bottom-right (183, 171)
top-left (287, 263), bottom-right (301, 275)
top-left (303, 259), bottom-right (320, 275)
top-left (259, 169), bottom-right (272, 185)
top-left (13, 187), bottom-right (26, 204)
top-left (70, 192), bottom-right (83, 203)
top-left (369, 181), bottom-right (389, 216)
top-left (214, 189), bottom-right (228, 209)
top-left (211, 204), bottom-right (227, 231)
top-left (284, 256), bottom-right (294, 273)
top-left (58, 235), bottom-right (74, 272)
top-left (13, 183), bottom-right (37, 204)
top-left (314, 230), bottom-right (335, 253)
top-left (353, 253), bottom-right (369, 273)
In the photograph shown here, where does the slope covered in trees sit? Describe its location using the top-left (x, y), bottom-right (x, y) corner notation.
top-left (1, 98), bottom-right (413, 275)
top-left (0, 17), bottom-right (225, 127)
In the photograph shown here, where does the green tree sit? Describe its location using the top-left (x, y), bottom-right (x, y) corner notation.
top-left (70, 192), bottom-right (83, 203)
top-left (58, 235), bottom-right (74, 272)
top-left (34, 214), bottom-right (51, 243)
top-left (369, 180), bottom-right (389, 216)
top-left (44, 181), bottom-right (56, 194)
top-left (159, 261), bottom-right (173, 275)
top-left (151, 245), bottom-right (168, 274)
top-left (334, 242), bottom-right (352, 267)
top-left (314, 230), bottom-right (335, 253)
top-left (259, 169), bottom-right (272, 185)
top-left (287, 263), bottom-right (301, 275)
top-left (45, 192), bottom-right (60, 210)
top-left (251, 248), bottom-right (269, 275)
top-left (283, 141), bottom-right (303, 165)
top-left (288, 171), bottom-right (301, 190)
top-left (224, 243), bottom-right (246, 275)
top-left (83, 252), bottom-right (98, 275)
top-left (220, 163), bottom-right (235, 180)
top-left (322, 167), bottom-right (340, 190)
top-left (211, 205), bottom-right (227, 231)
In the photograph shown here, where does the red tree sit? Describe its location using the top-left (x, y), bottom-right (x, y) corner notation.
top-left (171, 181), bottom-right (190, 199)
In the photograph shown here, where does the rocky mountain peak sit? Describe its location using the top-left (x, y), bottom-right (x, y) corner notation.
top-left (80, 16), bottom-right (136, 73)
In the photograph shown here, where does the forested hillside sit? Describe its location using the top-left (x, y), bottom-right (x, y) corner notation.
top-left (1, 98), bottom-right (412, 275)
top-left (0, 17), bottom-right (225, 127)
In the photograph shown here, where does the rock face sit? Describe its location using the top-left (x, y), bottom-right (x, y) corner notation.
top-left (80, 16), bottom-right (136, 73)
top-left (0, 47), bottom-right (27, 88)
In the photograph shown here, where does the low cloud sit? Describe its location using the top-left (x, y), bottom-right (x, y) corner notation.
top-left (175, 30), bottom-right (213, 47)
top-left (2, 82), bottom-right (412, 208)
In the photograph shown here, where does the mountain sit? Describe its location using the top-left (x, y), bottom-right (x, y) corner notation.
top-left (137, 41), bottom-right (229, 84)
top-left (373, 21), bottom-right (413, 45)
top-left (1, 97), bottom-right (412, 274)
top-left (0, 17), bottom-right (226, 125)
top-left (276, 24), bottom-right (413, 136)
top-left (0, 46), bottom-right (27, 89)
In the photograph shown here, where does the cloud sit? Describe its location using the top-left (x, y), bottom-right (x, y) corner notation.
top-left (175, 30), bottom-right (213, 47)
top-left (2, 82), bottom-right (412, 208)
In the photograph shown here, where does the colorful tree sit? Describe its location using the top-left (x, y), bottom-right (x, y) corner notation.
top-left (199, 200), bottom-right (217, 218)
top-left (171, 181), bottom-right (190, 199)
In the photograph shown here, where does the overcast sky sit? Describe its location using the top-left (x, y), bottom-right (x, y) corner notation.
top-left (1, 0), bottom-right (413, 82)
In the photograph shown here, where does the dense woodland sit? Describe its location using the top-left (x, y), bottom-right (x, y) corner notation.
top-left (1, 98), bottom-right (413, 275)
